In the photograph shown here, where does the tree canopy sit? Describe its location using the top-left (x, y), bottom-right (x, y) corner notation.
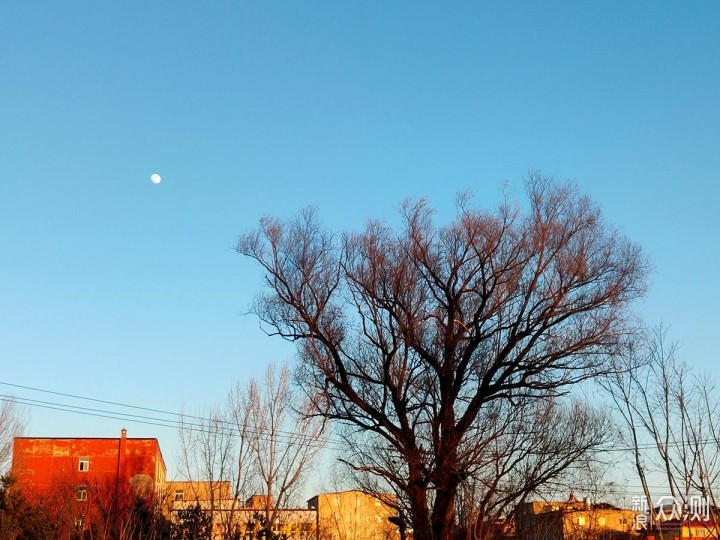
top-left (238, 176), bottom-right (649, 540)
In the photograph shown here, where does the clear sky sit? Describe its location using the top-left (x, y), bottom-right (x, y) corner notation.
top-left (1, 2), bottom-right (718, 484)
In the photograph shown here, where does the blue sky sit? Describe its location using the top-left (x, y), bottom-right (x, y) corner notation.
top-left (1, 2), bottom-right (718, 481)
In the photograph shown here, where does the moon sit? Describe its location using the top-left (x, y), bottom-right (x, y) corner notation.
top-left (150, 173), bottom-right (162, 184)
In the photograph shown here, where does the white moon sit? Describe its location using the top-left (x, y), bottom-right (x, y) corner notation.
top-left (150, 173), bottom-right (162, 184)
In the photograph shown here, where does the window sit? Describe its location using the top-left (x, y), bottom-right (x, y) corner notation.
top-left (76, 486), bottom-right (88, 501)
top-left (174, 489), bottom-right (184, 501)
top-left (598, 517), bottom-right (606, 526)
top-left (577, 516), bottom-right (586, 526)
top-left (79, 457), bottom-right (89, 472)
top-left (74, 515), bottom-right (85, 531)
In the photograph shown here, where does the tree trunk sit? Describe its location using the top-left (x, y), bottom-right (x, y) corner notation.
top-left (407, 481), bottom-right (433, 540)
top-left (432, 484), bottom-right (457, 540)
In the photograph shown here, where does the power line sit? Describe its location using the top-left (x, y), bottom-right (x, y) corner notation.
top-left (0, 379), bottom-right (349, 447)
top-left (0, 396), bottom-right (180, 431)
top-left (0, 380), bottom-right (332, 443)
top-left (1, 394), bottom-right (183, 426)
top-left (6, 394), bottom-right (718, 502)
top-left (0, 381), bottom-right (182, 417)
top-left (0, 381), bottom-right (348, 453)
top-left (1, 394), bottom-right (347, 454)
top-left (5, 380), bottom-right (718, 461)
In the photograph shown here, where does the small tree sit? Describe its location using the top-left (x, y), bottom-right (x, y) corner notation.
top-left (238, 176), bottom-right (648, 540)
top-left (0, 475), bottom-right (54, 540)
top-left (0, 398), bottom-right (28, 474)
top-left (170, 503), bottom-right (213, 540)
top-left (123, 496), bottom-right (170, 540)
top-left (10, 470), bottom-right (168, 540)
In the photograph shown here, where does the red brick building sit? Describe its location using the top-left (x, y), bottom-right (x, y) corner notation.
top-left (11, 428), bottom-right (167, 501)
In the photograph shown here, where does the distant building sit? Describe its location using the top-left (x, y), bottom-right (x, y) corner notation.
top-left (167, 482), bottom-right (315, 540)
top-left (167, 486), bottom-right (397, 540)
top-left (307, 490), bottom-right (400, 540)
top-left (166, 479), bottom-right (232, 504)
top-left (245, 493), bottom-right (272, 509)
top-left (643, 517), bottom-right (719, 540)
top-left (516, 494), bottom-right (637, 540)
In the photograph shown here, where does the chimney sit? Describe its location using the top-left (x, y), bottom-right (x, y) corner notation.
top-left (584, 496), bottom-right (592, 509)
top-left (119, 428), bottom-right (128, 480)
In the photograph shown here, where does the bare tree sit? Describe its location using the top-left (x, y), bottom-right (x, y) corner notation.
top-left (460, 399), bottom-right (613, 540)
top-left (0, 398), bottom-right (28, 474)
top-left (602, 329), bottom-right (720, 538)
top-left (176, 400), bottom-right (253, 539)
top-left (689, 377), bottom-right (720, 531)
top-left (341, 397), bottom-right (613, 540)
top-left (243, 362), bottom-right (326, 538)
top-left (177, 362), bottom-right (325, 539)
top-left (237, 176), bottom-right (649, 540)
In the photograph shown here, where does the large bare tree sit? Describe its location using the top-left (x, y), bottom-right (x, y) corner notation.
top-left (237, 176), bottom-right (648, 540)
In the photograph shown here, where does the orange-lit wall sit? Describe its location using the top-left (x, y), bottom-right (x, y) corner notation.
top-left (11, 429), bottom-right (166, 497)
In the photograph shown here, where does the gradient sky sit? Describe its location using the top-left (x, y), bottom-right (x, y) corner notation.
top-left (1, 2), bottom-right (718, 483)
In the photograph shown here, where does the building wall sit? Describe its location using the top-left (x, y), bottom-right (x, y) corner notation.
top-left (645, 519), bottom-right (720, 540)
top-left (516, 502), bottom-right (565, 540)
top-left (11, 429), bottom-right (167, 499)
top-left (166, 480), bottom-right (233, 504)
top-left (233, 508), bottom-right (316, 540)
top-left (308, 491), bottom-right (399, 540)
top-left (516, 500), bottom-right (636, 540)
top-left (561, 507), bottom-right (636, 540)
top-left (168, 492), bottom-right (316, 540)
